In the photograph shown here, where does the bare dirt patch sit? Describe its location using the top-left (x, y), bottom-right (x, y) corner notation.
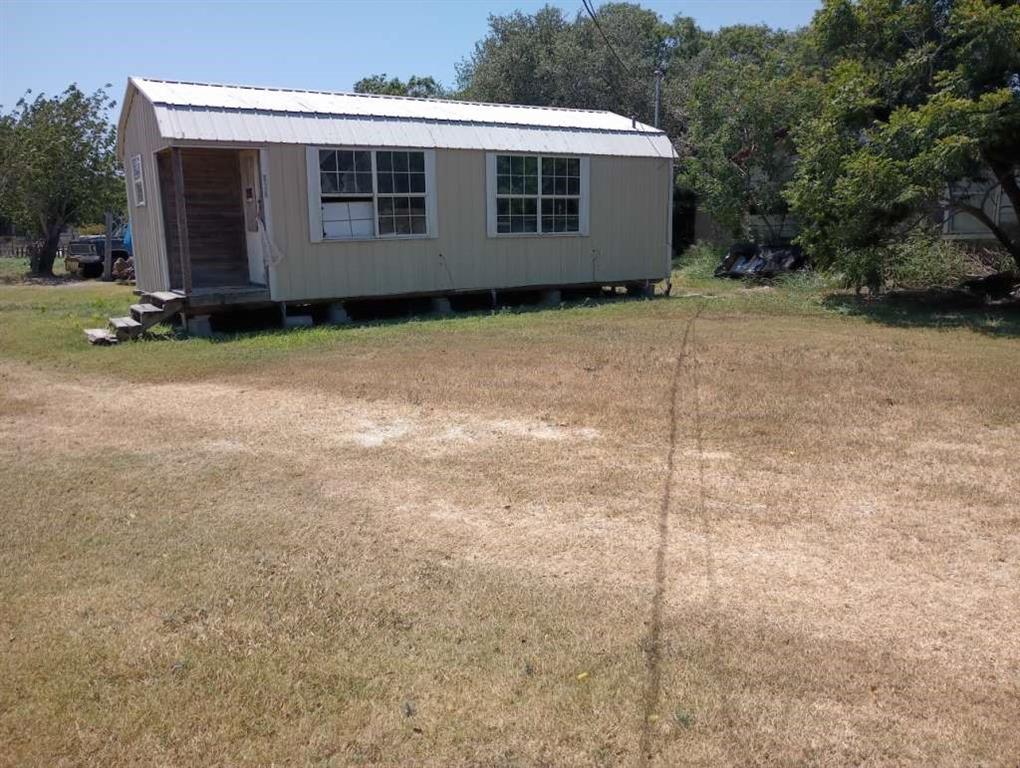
top-left (1, 300), bottom-right (1018, 766)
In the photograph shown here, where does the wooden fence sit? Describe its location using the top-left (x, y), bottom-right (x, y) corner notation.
top-left (0, 242), bottom-right (66, 259)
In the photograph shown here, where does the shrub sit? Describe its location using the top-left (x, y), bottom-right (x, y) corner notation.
top-left (675, 241), bottom-right (723, 281)
top-left (884, 229), bottom-right (970, 290)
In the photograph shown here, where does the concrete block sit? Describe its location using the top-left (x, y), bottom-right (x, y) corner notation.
top-left (431, 297), bottom-right (453, 315)
top-left (283, 314), bottom-right (314, 329)
top-left (327, 302), bottom-right (350, 324)
top-left (187, 314), bottom-right (213, 337)
top-left (539, 289), bottom-right (562, 307)
top-left (628, 282), bottom-right (655, 298)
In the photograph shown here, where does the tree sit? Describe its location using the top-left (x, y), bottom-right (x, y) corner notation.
top-left (0, 85), bottom-right (123, 275)
top-left (456, 3), bottom-right (700, 137)
top-left (788, 0), bottom-right (1020, 273)
top-left (353, 74), bottom-right (447, 99)
top-left (670, 25), bottom-right (813, 241)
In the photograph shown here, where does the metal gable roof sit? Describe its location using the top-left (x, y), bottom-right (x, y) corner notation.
top-left (126, 77), bottom-right (675, 159)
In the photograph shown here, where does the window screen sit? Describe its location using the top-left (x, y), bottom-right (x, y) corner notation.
top-left (494, 155), bottom-right (580, 234)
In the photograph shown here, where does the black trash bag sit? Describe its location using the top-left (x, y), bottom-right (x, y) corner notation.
top-left (715, 243), bottom-right (807, 279)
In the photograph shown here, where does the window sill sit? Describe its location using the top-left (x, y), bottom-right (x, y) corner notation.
top-left (487, 231), bottom-right (587, 239)
top-left (318, 234), bottom-right (435, 243)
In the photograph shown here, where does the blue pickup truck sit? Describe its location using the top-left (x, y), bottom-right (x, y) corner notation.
top-left (64, 225), bottom-right (132, 278)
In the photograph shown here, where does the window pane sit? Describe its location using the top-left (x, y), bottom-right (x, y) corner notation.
top-left (396, 216), bottom-right (411, 235)
top-left (338, 152), bottom-right (355, 172)
top-left (321, 172), bottom-right (339, 194)
top-left (378, 197), bottom-right (393, 215)
top-left (567, 177), bottom-right (580, 195)
top-left (356, 172), bottom-right (373, 193)
top-left (319, 151), bottom-right (337, 172)
top-left (510, 176), bottom-right (524, 194)
top-left (377, 173), bottom-right (393, 193)
top-left (497, 198), bottom-right (510, 216)
top-left (565, 198), bottom-right (579, 215)
top-left (555, 177), bottom-right (567, 195)
top-left (394, 174), bottom-right (409, 193)
top-left (565, 216), bottom-right (579, 231)
top-left (409, 197), bottom-right (426, 215)
top-left (497, 156), bottom-right (511, 174)
top-left (522, 216), bottom-right (537, 232)
top-left (524, 176), bottom-right (537, 195)
top-left (410, 216), bottom-right (426, 234)
top-left (376, 152), bottom-right (392, 172)
top-left (541, 199), bottom-right (554, 216)
top-left (510, 217), bottom-right (524, 233)
top-left (409, 152), bottom-right (424, 172)
top-left (393, 152), bottom-right (408, 172)
top-left (566, 158), bottom-right (580, 177)
top-left (409, 173), bottom-right (425, 193)
top-left (354, 151), bottom-right (372, 171)
top-left (351, 217), bottom-right (374, 238)
top-left (541, 216), bottom-right (554, 232)
top-left (524, 156), bottom-right (538, 175)
top-left (542, 176), bottom-right (554, 195)
top-left (394, 197), bottom-right (410, 214)
top-left (338, 172), bottom-right (355, 192)
top-left (378, 216), bottom-right (394, 235)
top-left (497, 176), bottom-right (511, 194)
top-left (510, 198), bottom-right (523, 215)
top-left (522, 198), bottom-right (537, 215)
top-left (497, 217), bottom-right (511, 233)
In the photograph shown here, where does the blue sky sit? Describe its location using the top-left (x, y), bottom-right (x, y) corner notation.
top-left (0, 1), bottom-right (821, 110)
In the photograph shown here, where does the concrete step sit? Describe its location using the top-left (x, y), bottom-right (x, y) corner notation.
top-left (108, 316), bottom-right (143, 340)
top-left (84, 328), bottom-right (119, 345)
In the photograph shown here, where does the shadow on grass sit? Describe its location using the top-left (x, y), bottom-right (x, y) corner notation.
top-left (822, 293), bottom-right (1020, 338)
top-left (162, 289), bottom-right (668, 344)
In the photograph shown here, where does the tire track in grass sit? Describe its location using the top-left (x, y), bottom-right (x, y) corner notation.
top-left (638, 304), bottom-right (708, 766)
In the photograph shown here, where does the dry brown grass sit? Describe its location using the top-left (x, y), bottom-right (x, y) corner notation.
top-left (1, 288), bottom-right (1018, 766)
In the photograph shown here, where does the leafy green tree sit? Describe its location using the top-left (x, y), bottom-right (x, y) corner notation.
top-left (788, 0), bottom-right (1020, 274)
top-left (456, 4), bottom-right (701, 137)
top-left (0, 85), bottom-right (123, 275)
top-left (353, 74), bottom-right (447, 99)
top-left (670, 25), bottom-right (813, 241)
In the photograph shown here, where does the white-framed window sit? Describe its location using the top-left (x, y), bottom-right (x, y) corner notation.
top-left (306, 147), bottom-right (437, 242)
top-left (943, 177), bottom-right (1017, 238)
top-left (130, 154), bottom-right (145, 207)
top-left (486, 153), bottom-right (589, 237)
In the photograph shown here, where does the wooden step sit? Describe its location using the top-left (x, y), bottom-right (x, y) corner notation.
top-left (84, 328), bottom-right (119, 345)
top-left (145, 291), bottom-right (185, 310)
top-left (130, 303), bottom-right (165, 322)
top-left (108, 316), bottom-right (143, 340)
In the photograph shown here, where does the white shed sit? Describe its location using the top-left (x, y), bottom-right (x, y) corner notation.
top-left (116, 77), bottom-right (675, 316)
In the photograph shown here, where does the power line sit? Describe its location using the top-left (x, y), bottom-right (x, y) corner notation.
top-left (581, 0), bottom-right (637, 80)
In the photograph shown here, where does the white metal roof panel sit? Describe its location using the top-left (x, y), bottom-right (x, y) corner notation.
top-left (131, 78), bottom-right (674, 159)
top-left (152, 106), bottom-right (674, 158)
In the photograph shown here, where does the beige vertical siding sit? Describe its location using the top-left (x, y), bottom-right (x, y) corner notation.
top-left (265, 146), bottom-right (671, 301)
top-left (120, 96), bottom-right (170, 293)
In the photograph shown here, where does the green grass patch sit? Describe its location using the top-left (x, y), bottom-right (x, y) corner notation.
top-left (1, 263), bottom-right (1016, 384)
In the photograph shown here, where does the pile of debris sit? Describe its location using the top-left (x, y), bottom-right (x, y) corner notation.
top-left (112, 255), bottom-right (135, 283)
top-left (714, 243), bottom-right (808, 279)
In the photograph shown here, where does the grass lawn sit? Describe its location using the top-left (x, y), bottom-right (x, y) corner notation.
top-left (1, 262), bottom-right (1018, 766)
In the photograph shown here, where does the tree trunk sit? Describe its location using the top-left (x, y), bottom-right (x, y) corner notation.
top-left (952, 200), bottom-right (1020, 270)
top-left (30, 224), bottom-right (62, 276)
top-left (980, 154), bottom-right (1020, 271)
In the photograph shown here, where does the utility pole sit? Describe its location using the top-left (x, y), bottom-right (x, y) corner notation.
top-left (103, 211), bottom-right (113, 281)
top-left (654, 68), bottom-right (663, 129)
